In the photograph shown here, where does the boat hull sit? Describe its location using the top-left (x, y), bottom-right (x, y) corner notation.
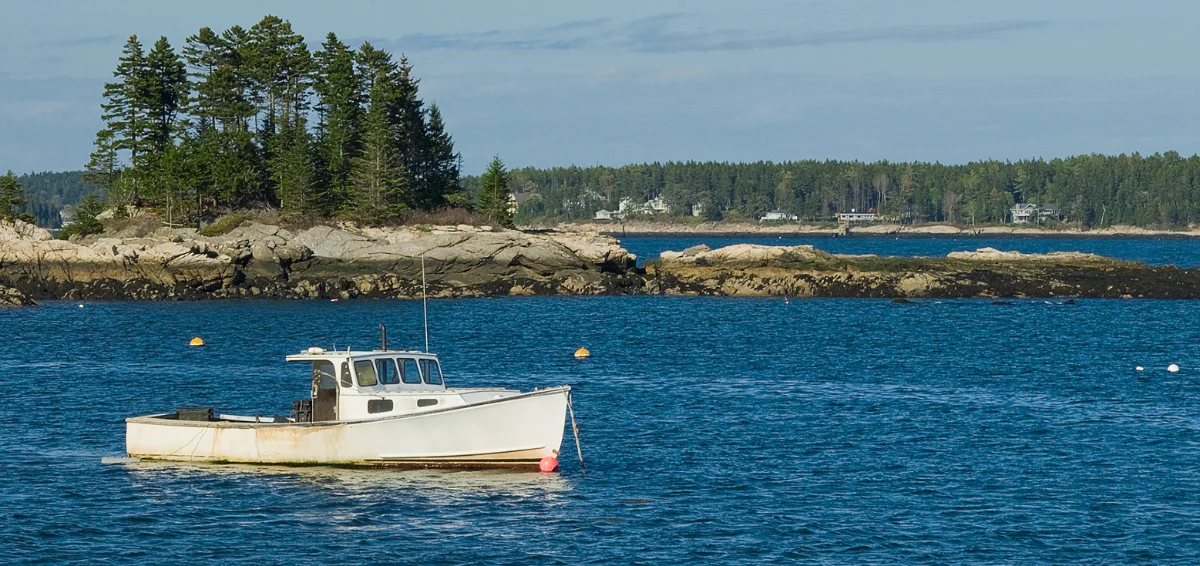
top-left (127, 387), bottom-right (569, 469)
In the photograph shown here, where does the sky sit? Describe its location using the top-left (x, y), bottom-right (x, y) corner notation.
top-left (2, 0), bottom-right (1199, 175)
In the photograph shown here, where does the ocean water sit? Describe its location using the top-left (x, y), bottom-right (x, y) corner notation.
top-left (4, 296), bottom-right (1200, 564)
top-left (620, 235), bottom-right (1200, 267)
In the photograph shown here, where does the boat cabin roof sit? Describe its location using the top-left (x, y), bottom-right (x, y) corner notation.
top-left (285, 348), bottom-right (439, 362)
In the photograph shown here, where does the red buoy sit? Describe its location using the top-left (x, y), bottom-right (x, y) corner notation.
top-left (539, 456), bottom-right (559, 473)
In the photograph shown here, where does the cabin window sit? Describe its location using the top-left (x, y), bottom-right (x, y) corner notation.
top-left (367, 399), bottom-right (394, 414)
top-left (340, 361), bottom-right (352, 387)
top-left (376, 358), bottom-right (398, 385)
top-left (421, 359), bottom-right (443, 385)
top-left (313, 361), bottom-right (337, 390)
top-left (354, 360), bottom-right (378, 387)
top-left (400, 358), bottom-right (422, 384)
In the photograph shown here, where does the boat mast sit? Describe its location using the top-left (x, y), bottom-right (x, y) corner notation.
top-left (422, 254), bottom-right (429, 353)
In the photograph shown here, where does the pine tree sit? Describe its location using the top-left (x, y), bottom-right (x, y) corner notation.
top-left (393, 54), bottom-right (429, 209)
top-left (59, 195), bottom-right (105, 239)
top-left (312, 33), bottom-right (363, 214)
top-left (245, 16), bottom-right (312, 208)
top-left (271, 117), bottom-right (317, 214)
top-left (477, 156), bottom-right (514, 228)
top-left (422, 103), bottom-right (463, 207)
top-left (349, 64), bottom-right (406, 222)
top-left (144, 37), bottom-right (189, 158)
top-left (0, 171), bottom-right (33, 223)
top-left (100, 36), bottom-right (152, 203)
top-left (245, 16), bottom-right (311, 137)
top-left (84, 129), bottom-right (120, 189)
top-left (183, 27), bottom-right (229, 130)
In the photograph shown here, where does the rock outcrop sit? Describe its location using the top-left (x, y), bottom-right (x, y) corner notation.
top-left (648, 245), bottom-right (1200, 299)
top-left (0, 220), bottom-right (640, 300)
top-left (5, 222), bottom-right (1198, 301)
top-left (0, 284), bottom-right (35, 307)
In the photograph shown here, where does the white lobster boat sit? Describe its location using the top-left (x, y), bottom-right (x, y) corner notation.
top-left (126, 345), bottom-right (571, 469)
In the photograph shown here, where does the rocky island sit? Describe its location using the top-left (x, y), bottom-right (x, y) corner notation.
top-left (646, 244), bottom-right (1200, 299)
top-left (0, 220), bottom-right (639, 301)
top-left (2, 219), bottom-right (1198, 302)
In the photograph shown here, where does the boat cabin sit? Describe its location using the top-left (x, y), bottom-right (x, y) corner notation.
top-left (286, 347), bottom-right (453, 422)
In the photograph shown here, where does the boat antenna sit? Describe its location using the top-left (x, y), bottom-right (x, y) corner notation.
top-left (422, 253), bottom-right (429, 353)
top-left (379, 324), bottom-right (388, 351)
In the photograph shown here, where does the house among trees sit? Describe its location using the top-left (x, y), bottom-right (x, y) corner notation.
top-left (1010, 203), bottom-right (1062, 223)
top-left (837, 211), bottom-right (877, 223)
top-left (594, 209), bottom-right (622, 221)
top-left (593, 196), bottom-right (671, 220)
top-left (760, 211), bottom-right (798, 222)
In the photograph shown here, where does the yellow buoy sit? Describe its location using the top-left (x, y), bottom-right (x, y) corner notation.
top-left (189, 337), bottom-right (205, 347)
top-left (574, 347), bottom-right (590, 359)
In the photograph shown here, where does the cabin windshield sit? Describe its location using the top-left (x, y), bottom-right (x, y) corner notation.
top-left (376, 358), bottom-right (399, 385)
top-left (354, 360), bottom-right (378, 387)
top-left (422, 359), bottom-right (443, 385)
top-left (400, 358), bottom-right (421, 384)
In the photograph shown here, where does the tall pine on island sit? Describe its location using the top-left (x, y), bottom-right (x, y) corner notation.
top-left (86, 15), bottom-right (464, 225)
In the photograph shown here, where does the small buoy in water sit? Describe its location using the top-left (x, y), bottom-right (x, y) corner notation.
top-left (1136, 366), bottom-right (1144, 371)
top-left (574, 347), bottom-right (590, 359)
top-left (78, 304), bottom-right (84, 308)
top-left (539, 456), bottom-right (559, 473)
top-left (189, 337), bottom-right (205, 347)
top-left (330, 298), bottom-right (339, 302)
top-left (1168, 364), bottom-right (1180, 373)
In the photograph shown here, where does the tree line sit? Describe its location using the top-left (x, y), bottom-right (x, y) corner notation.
top-left (489, 152), bottom-right (1200, 227)
top-left (85, 15), bottom-right (463, 224)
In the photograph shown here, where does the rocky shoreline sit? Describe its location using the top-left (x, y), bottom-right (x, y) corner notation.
top-left (2, 219), bottom-right (1199, 302)
top-left (0, 220), bottom-right (640, 301)
top-left (645, 244), bottom-right (1200, 299)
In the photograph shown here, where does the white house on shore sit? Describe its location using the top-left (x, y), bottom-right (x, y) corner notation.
top-left (593, 196), bottom-right (671, 220)
top-left (837, 212), bottom-right (877, 223)
top-left (1010, 203), bottom-right (1062, 223)
top-left (760, 211), bottom-right (798, 222)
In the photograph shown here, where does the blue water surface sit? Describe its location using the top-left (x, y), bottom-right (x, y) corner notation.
top-left (3, 297), bottom-right (1200, 564)
top-left (620, 235), bottom-right (1200, 267)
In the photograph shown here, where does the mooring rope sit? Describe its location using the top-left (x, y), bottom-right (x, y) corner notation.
top-left (567, 390), bottom-right (585, 473)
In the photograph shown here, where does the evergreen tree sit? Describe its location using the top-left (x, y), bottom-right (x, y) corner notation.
top-left (59, 194), bottom-right (105, 239)
top-left (477, 156), bottom-right (514, 228)
top-left (349, 63), bottom-right (406, 222)
top-left (393, 54), bottom-right (429, 208)
top-left (271, 118), bottom-right (317, 214)
top-left (312, 33), bottom-right (363, 214)
top-left (421, 103), bottom-right (463, 207)
top-left (0, 171), bottom-right (33, 223)
top-left (245, 16), bottom-right (311, 137)
top-left (84, 129), bottom-right (120, 189)
top-left (183, 27), bottom-right (229, 130)
top-left (144, 36), bottom-right (188, 155)
top-left (100, 35), bottom-right (152, 204)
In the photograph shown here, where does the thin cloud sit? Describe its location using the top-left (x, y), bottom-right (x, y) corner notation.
top-left (371, 14), bottom-right (1049, 54)
top-left (45, 34), bottom-right (122, 48)
top-left (628, 16), bottom-right (1050, 52)
top-left (369, 18), bottom-right (610, 52)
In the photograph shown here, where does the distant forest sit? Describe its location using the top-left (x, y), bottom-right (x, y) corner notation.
top-left (80, 15), bottom-right (461, 225)
top-left (18, 171), bottom-right (102, 228)
top-left (459, 153), bottom-right (1200, 227)
top-left (21, 152), bottom-right (1200, 229)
